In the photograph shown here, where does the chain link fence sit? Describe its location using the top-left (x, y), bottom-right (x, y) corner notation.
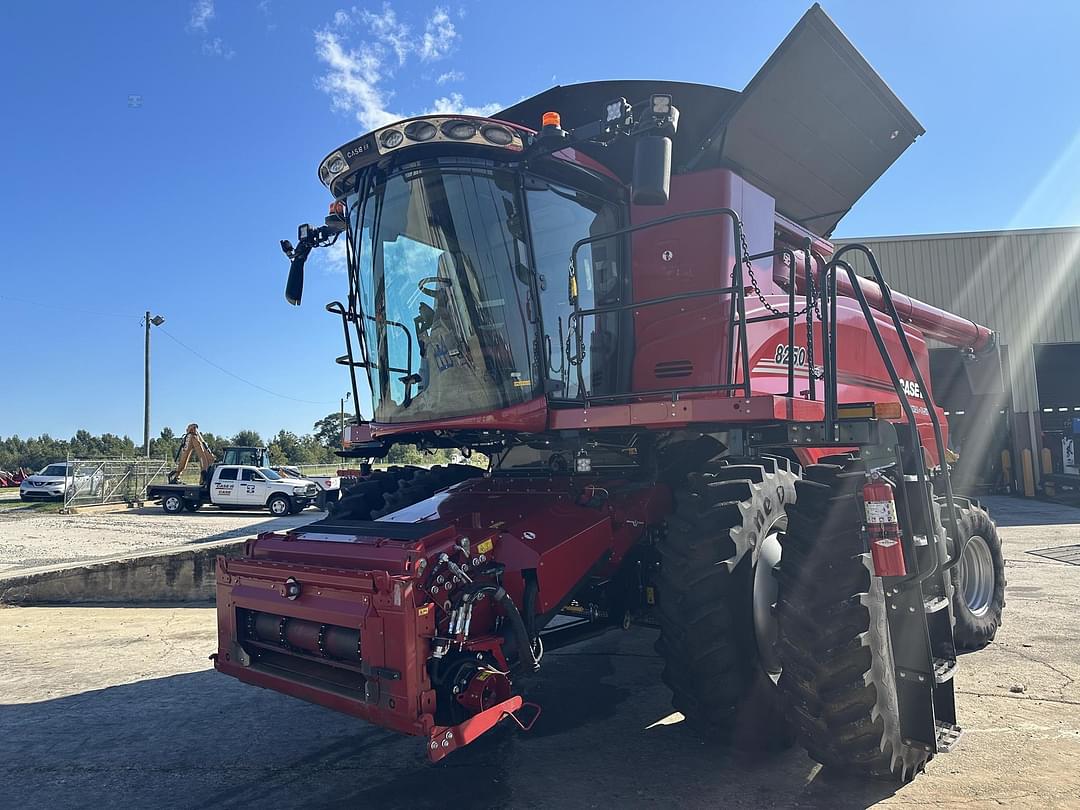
top-left (62, 458), bottom-right (170, 510)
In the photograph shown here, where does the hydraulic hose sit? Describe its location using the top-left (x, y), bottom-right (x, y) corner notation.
top-left (453, 582), bottom-right (539, 673)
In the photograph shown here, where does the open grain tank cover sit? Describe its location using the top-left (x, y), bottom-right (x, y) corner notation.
top-left (690, 3), bottom-right (925, 237)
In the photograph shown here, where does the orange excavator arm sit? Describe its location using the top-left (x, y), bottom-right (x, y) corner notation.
top-left (169, 423), bottom-right (216, 483)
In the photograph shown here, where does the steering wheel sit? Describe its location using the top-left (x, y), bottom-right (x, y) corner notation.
top-left (418, 276), bottom-right (452, 298)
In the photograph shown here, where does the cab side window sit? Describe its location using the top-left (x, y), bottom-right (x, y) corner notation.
top-left (525, 179), bottom-right (622, 399)
top-left (218, 468), bottom-right (238, 481)
top-left (241, 469), bottom-right (263, 482)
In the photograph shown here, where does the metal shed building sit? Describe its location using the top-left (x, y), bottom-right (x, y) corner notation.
top-left (835, 226), bottom-right (1080, 492)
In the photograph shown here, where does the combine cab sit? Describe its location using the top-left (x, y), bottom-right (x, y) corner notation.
top-left (214, 3), bottom-right (1007, 780)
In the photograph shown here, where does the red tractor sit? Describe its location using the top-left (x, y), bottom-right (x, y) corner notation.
top-left (214, 4), bottom-right (1007, 781)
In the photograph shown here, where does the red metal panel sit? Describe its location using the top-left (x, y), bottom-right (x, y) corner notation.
top-left (629, 169), bottom-right (776, 394)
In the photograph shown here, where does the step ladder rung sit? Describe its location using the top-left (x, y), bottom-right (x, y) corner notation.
top-left (924, 596), bottom-right (948, 614)
top-left (935, 721), bottom-right (963, 752)
top-left (933, 657), bottom-right (958, 683)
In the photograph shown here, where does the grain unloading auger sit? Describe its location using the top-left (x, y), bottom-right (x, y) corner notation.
top-left (213, 3), bottom-right (1007, 780)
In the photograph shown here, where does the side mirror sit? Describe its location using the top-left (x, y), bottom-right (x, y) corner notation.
top-left (285, 251), bottom-right (307, 306)
top-left (632, 136), bottom-right (672, 205)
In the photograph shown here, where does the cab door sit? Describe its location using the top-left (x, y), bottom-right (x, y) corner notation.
top-left (239, 468), bottom-right (268, 506)
top-left (212, 467), bottom-right (240, 505)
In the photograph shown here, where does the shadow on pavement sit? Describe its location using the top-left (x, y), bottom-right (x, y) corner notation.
top-left (976, 495), bottom-right (1080, 527)
top-left (1, 638), bottom-right (906, 810)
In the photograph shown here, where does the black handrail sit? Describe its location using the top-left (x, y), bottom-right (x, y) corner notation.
top-left (563, 208), bottom-right (811, 406)
top-left (747, 247), bottom-right (799, 398)
top-left (829, 245), bottom-right (962, 571)
top-left (825, 258), bottom-right (936, 587)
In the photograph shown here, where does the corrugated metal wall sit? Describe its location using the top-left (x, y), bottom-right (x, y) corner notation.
top-left (834, 227), bottom-right (1080, 413)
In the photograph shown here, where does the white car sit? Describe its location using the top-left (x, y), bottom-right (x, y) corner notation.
top-left (19, 463), bottom-right (99, 502)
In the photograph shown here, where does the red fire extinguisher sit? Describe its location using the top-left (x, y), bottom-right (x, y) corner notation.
top-left (863, 471), bottom-right (907, 577)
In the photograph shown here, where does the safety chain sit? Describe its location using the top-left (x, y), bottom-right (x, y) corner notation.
top-left (734, 229), bottom-right (825, 379)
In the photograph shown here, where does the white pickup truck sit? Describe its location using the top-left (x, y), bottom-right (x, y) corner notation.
top-left (146, 464), bottom-right (319, 515)
top-left (276, 466), bottom-right (340, 510)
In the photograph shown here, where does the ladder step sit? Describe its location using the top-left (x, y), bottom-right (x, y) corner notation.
top-left (935, 721), bottom-right (963, 752)
top-left (933, 657), bottom-right (958, 683)
top-left (924, 596), bottom-right (948, 614)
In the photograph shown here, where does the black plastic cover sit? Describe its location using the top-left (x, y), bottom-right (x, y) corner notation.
top-left (497, 4), bottom-right (924, 238)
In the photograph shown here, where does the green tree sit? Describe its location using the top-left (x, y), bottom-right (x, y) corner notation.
top-left (312, 412), bottom-right (347, 451)
top-left (268, 430), bottom-right (319, 466)
top-left (100, 433), bottom-right (137, 457)
top-left (150, 427), bottom-right (180, 462)
top-left (300, 434), bottom-right (335, 464)
top-left (199, 432), bottom-right (228, 460)
top-left (69, 429), bottom-right (103, 459)
top-left (231, 430), bottom-right (264, 448)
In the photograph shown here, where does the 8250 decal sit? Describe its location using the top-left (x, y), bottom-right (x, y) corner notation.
top-left (773, 344), bottom-right (807, 367)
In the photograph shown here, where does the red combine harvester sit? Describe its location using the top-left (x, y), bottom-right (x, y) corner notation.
top-left (214, 4), bottom-right (1007, 781)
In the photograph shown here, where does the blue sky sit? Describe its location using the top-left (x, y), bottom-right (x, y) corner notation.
top-left (2, 1), bottom-right (1079, 442)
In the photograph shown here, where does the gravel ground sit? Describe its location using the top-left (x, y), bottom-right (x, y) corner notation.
top-left (0, 506), bottom-right (323, 573)
top-left (2, 495), bottom-right (1079, 808)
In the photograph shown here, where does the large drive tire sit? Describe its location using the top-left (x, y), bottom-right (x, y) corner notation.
top-left (371, 465), bottom-right (484, 519)
top-left (655, 456), bottom-right (798, 746)
top-left (776, 462), bottom-right (931, 782)
top-left (267, 494), bottom-right (291, 517)
top-left (162, 494), bottom-right (184, 515)
top-left (183, 499), bottom-right (202, 512)
top-left (949, 503), bottom-right (1005, 650)
top-left (332, 465), bottom-right (484, 520)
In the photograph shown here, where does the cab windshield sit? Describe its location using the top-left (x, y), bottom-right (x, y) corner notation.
top-left (348, 159), bottom-right (541, 423)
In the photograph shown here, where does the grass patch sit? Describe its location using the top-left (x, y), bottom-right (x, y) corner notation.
top-left (0, 497), bottom-right (64, 514)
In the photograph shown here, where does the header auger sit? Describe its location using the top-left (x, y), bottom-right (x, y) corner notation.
top-left (213, 3), bottom-right (1007, 781)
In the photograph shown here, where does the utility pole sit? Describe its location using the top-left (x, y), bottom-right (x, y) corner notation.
top-left (143, 312), bottom-right (165, 457)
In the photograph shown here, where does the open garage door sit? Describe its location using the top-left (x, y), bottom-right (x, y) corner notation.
top-left (930, 347), bottom-right (1013, 494)
top-left (1035, 343), bottom-right (1080, 478)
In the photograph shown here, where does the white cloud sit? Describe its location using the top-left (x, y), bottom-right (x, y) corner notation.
top-left (315, 30), bottom-right (400, 131)
top-left (436, 69), bottom-right (464, 85)
top-left (419, 7), bottom-right (456, 62)
top-left (315, 4), bottom-right (497, 134)
top-left (202, 37), bottom-right (235, 59)
top-left (314, 235), bottom-right (349, 274)
top-left (424, 93), bottom-right (500, 118)
top-left (188, 0), bottom-right (214, 31)
top-left (187, 0), bottom-right (234, 58)
top-left (358, 4), bottom-right (412, 65)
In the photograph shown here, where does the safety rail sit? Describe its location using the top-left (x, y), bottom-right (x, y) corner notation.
top-left (562, 209), bottom-right (812, 407)
top-left (817, 243), bottom-right (962, 581)
top-left (327, 302), bottom-right (421, 413)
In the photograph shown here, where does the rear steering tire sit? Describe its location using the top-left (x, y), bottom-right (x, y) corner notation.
top-left (776, 462), bottom-right (931, 782)
top-left (949, 503), bottom-right (1005, 650)
top-left (655, 456), bottom-right (798, 747)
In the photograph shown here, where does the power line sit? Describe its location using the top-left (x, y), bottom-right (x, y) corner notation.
top-left (156, 327), bottom-right (335, 406)
top-left (2, 294), bottom-right (336, 407)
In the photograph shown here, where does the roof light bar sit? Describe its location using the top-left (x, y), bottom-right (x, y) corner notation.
top-left (318, 115), bottom-right (527, 194)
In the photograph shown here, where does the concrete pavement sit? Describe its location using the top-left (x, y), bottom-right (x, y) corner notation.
top-left (2, 495), bottom-right (1078, 809)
